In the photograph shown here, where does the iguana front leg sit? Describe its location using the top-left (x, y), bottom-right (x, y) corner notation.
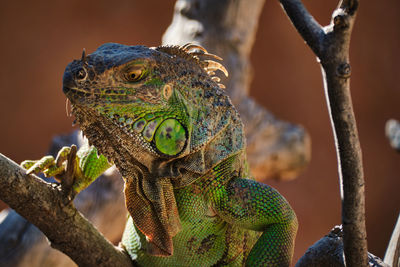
top-left (208, 176), bottom-right (298, 266)
top-left (21, 144), bottom-right (112, 195)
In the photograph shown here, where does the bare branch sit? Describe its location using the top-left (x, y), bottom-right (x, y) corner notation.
top-left (278, 0), bottom-right (367, 266)
top-left (0, 153), bottom-right (132, 267)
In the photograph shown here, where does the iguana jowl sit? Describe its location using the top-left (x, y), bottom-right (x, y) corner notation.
top-left (23, 43), bottom-right (298, 266)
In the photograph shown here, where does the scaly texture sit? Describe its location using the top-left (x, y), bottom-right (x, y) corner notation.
top-left (24, 43), bottom-right (298, 266)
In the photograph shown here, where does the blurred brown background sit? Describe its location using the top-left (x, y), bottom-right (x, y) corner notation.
top-left (0, 0), bottom-right (399, 264)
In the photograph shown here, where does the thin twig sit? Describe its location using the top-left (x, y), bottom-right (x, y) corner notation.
top-left (278, 0), bottom-right (367, 266)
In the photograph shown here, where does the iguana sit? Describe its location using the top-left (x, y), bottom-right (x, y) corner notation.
top-left (22, 43), bottom-right (298, 266)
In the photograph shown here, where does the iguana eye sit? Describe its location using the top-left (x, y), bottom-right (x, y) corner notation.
top-left (76, 68), bottom-right (87, 80)
top-left (125, 68), bottom-right (144, 82)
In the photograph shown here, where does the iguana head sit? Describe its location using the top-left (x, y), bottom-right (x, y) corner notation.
top-left (63, 43), bottom-right (228, 160)
top-left (62, 43), bottom-right (237, 257)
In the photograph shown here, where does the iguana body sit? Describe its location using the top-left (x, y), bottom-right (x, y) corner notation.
top-left (23, 43), bottom-right (298, 266)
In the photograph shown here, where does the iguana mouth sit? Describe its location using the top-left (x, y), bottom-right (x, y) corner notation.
top-left (64, 86), bottom-right (139, 108)
top-left (65, 86), bottom-right (130, 96)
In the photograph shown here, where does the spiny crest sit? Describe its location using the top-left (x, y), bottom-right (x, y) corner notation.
top-left (156, 43), bottom-right (228, 89)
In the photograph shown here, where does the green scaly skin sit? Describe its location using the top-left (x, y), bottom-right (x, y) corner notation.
top-left (22, 43), bottom-right (298, 266)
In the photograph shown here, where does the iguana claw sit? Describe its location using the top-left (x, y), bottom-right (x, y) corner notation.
top-left (21, 146), bottom-right (74, 180)
top-left (21, 144), bottom-right (111, 195)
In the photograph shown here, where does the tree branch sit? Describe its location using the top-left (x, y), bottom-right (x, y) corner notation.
top-left (0, 153), bottom-right (132, 267)
top-left (278, 0), bottom-right (367, 266)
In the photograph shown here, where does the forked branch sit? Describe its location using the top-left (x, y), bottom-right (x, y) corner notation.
top-left (278, 0), bottom-right (367, 266)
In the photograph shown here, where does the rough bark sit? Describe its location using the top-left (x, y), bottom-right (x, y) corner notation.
top-left (278, 0), bottom-right (367, 266)
top-left (0, 152), bottom-right (131, 267)
top-left (163, 0), bottom-right (311, 181)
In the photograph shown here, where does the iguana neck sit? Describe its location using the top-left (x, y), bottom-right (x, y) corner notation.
top-left (72, 99), bottom-right (245, 256)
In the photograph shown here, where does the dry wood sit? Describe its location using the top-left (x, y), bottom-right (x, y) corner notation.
top-left (278, 0), bottom-right (367, 265)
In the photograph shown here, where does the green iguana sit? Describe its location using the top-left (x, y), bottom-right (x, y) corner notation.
top-left (22, 43), bottom-right (298, 266)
